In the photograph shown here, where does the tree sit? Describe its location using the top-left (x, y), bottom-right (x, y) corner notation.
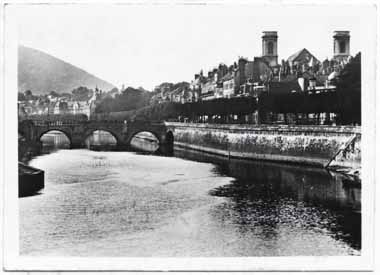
top-left (95, 86), bottom-right (153, 113)
top-left (18, 92), bottom-right (26, 101)
top-left (49, 91), bottom-right (59, 97)
top-left (108, 87), bottom-right (119, 94)
top-left (71, 86), bottom-right (92, 101)
top-left (23, 90), bottom-right (37, 101)
top-left (336, 52), bottom-right (361, 125)
top-left (95, 97), bottom-right (114, 113)
top-left (24, 90), bottom-right (33, 100)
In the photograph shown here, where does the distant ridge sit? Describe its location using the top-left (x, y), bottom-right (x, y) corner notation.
top-left (18, 45), bottom-right (116, 95)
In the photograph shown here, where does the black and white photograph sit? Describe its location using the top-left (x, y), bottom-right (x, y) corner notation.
top-left (1, 1), bottom-right (378, 272)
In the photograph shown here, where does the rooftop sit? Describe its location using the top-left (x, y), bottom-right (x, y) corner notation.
top-left (333, 31), bottom-right (350, 37)
top-left (287, 48), bottom-right (320, 64)
top-left (262, 31), bottom-right (278, 38)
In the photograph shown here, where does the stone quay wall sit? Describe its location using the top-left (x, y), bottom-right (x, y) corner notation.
top-left (166, 123), bottom-right (361, 168)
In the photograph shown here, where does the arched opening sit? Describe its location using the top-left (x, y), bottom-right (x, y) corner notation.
top-left (85, 130), bottom-right (118, 151)
top-left (163, 131), bottom-right (174, 155)
top-left (165, 131), bottom-right (174, 147)
top-left (267, 41), bottom-right (274, 55)
top-left (339, 41), bottom-right (346, 53)
top-left (130, 131), bottom-right (160, 153)
top-left (40, 130), bottom-right (71, 152)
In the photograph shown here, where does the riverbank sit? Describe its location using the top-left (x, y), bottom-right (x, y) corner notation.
top-left (166, 123), bottom-right (361, 179)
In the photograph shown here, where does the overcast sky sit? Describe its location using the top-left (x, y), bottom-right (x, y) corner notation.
top-left (11, 3), bottom-right (372, 90)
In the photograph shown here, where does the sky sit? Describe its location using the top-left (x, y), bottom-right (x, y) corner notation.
top-left (10, 3), bottom-right (372, 90)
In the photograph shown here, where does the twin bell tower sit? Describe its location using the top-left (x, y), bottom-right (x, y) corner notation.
top-left (260, 30), bottom-right (351, 66)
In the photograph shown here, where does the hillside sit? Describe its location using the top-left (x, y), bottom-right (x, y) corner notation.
top-left (18, 45), bottom-right (115, 94)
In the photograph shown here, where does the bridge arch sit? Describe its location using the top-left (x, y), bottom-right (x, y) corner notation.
top-left (129, 130), bottom-right (161, 144)
top-left (38, 129), bottom-right (72, 141)
top-left (128, 130), bottom-right (163, 153)
top-left (19, 118), bottom-right (171, 152)
top-left (39, 129), bottom-right (72, 147)
top-left (83, 128), bottom-right (122, 146)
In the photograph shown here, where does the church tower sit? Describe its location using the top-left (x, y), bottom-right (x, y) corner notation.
top-left (333, 31), bottom-right (350, 60)
top-left (262, 31), bottom-right (278, 67)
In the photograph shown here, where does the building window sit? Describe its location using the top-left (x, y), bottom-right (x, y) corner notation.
top-left (267, 41), bottom-right (274, 55)
top-left (339, 41), bottom-right (346, 53)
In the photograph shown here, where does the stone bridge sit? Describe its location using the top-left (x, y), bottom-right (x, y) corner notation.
top-left (19, 118), bottom-right (174, 154)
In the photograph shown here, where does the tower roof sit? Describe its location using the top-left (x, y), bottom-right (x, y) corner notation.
top-left (262, 31), bottom-right (278, 38)
top-left (333, 31), bottom-right (350, 38)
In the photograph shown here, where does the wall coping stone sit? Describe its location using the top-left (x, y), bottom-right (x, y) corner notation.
top-left (165, 122), bottom-right (361, 135)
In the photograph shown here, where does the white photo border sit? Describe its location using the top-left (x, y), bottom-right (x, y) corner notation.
top-left (1, 0), bottom-right (377, 271)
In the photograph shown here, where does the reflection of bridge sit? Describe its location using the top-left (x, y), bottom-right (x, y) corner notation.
top-left (19, 118), bottom-right (174, 154)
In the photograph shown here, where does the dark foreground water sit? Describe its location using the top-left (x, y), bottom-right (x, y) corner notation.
top-left (20, 146), bottom-right (361, 256)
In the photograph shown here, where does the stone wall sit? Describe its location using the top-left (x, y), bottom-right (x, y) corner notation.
top-left (329, 135), bottom-right (361, 170)
top-left (166, 123), bottom-right (361, 168)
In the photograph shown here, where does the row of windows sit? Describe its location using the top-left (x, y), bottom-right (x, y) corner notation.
top-left (223, 82), bottom-right (234, 89)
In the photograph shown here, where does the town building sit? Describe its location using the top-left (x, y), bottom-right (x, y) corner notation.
top-left (18, 87), bottom-right (103, 119)
top-left (200, 71), bottom-right (217, 101)
top-left (222, 73), bottom-right (235, 98)
top-left (154, 30), bottom-right (354, 106)
top-left (53, 101), bottom-right (69, 115)
top-left (189, 73), bottom-right (203, 101)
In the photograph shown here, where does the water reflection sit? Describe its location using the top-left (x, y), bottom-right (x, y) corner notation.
top-left (85, 130), bottom-right (117, 151)
top-left (37, 129), bottom-right (162, 154)
top-left (174, 148), bottom-right (361, 251)
top-left (130, 132), bottom-right (159, 153)
top-left (40, 130), bottom-right (70, 151)
top-left (19, 138), bottom-right (361, 256)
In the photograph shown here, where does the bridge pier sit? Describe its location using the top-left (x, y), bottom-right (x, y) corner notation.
top-left (116, 141), bottom-right (131, 151)
top-left (157, 143), bottom-right (174, 156)
top-left (71, 142), bottom-right (85, 149)
top-left (156, 131), bottom-right (174, 155)
top-left (70, 135), bottom-right (85, 149)
top-left (19, 140), bottom-right (42, 162)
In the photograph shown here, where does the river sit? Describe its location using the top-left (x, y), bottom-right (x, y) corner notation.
top-left (19, 137), bottom-right (361, 257)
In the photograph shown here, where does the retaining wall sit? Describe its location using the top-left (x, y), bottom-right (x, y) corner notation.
top-left (166, 123), bottom-right (361, 168)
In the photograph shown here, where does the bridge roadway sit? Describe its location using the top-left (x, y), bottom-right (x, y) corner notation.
top-left (19, 118), bottom-right (174, 153)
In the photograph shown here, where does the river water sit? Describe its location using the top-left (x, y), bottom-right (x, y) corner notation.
top-left (20, 142), bottom-right (361, 256)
